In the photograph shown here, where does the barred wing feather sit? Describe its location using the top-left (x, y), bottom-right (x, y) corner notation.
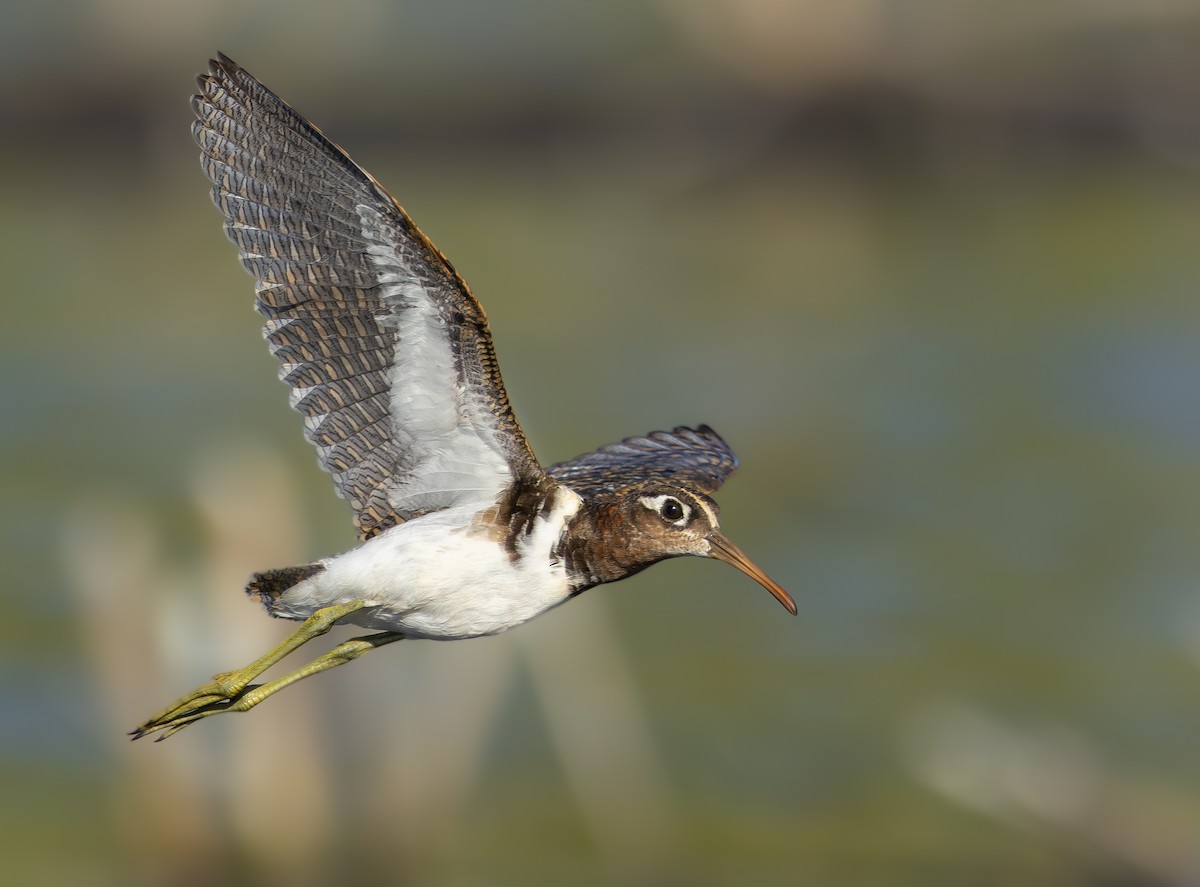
top-left (547, 425), bottom-right (738, 498)
top-left (193, 55), bottom-right (540, 538)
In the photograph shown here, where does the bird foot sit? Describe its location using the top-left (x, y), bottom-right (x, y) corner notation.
top-left (130, 673), bottom-right (260, 741)
top-left (130, 601), bottom-right (371, 742)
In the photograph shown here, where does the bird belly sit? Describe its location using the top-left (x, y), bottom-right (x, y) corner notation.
top-left (272, 497), bottom-right (579, 640)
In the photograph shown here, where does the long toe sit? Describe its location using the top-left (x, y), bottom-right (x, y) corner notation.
top-left (130, 680), bottom-right (258, 740)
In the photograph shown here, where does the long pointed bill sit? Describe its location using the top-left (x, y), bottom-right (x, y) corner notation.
top-left (707, 532), bottom-right (797, 615)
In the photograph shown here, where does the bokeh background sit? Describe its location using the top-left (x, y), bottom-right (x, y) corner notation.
top-left (3, 1), bottom-right (1200, 885)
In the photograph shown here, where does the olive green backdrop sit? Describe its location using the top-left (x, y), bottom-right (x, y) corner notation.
top-left (2, 2), bottom-right (1198, 885)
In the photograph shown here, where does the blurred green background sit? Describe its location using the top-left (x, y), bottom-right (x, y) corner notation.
top-left (3, 1), bottom-right (1200, 885)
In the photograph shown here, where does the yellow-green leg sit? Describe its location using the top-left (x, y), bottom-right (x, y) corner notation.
top-left (131, 600), bottom-right (400, 741)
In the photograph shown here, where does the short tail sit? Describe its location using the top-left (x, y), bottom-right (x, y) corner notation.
top-left (246, 563), bottom-right (325, 611)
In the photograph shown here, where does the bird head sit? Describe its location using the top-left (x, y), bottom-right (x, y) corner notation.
top-left (615, 484), bottom-right (797, 615)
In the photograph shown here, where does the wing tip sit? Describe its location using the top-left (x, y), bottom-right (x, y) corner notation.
top-left (195, 52), bottom-right (249, 94)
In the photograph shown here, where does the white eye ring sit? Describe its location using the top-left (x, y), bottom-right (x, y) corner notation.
top-left (640, 494), bottom-right (690, 526)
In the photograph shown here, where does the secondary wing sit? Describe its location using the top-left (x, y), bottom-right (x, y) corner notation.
top-left (193, 55), bottom-right (540, 537)
top-left (546, 425), bottom-right (738, 497)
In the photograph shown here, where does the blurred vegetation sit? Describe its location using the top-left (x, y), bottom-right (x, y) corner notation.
top-left (2, 1), bottom-right (1200, 885)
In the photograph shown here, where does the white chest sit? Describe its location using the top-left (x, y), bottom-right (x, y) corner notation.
top-left (274, 492), bottom-right (583, 640)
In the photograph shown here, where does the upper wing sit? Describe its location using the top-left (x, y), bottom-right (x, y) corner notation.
top-left (546, 425), bottom-right (738, 497)
top-left (193, 55), bottom-right (541, 537)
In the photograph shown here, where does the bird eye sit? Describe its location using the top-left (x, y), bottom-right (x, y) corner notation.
top-left (660, 498), bottom-right (685, 522)
top-left (638, 494), bottom-right (692, 525)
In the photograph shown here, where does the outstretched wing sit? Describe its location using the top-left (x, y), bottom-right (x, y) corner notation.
top-left (547, 425), bottom-right (738, 497)
top-left (193, 55), bottom-right (541, 538)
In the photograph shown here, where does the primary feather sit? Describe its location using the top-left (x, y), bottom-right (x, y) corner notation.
top-left (193, 54), bottom-right (539, 538)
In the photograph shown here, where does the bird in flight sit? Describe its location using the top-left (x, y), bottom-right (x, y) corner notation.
top-left (133, 55), bottom-right (795, 741)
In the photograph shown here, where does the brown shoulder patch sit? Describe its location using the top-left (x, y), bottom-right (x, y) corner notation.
top-left (465, 475), bottom-right (562, 562)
